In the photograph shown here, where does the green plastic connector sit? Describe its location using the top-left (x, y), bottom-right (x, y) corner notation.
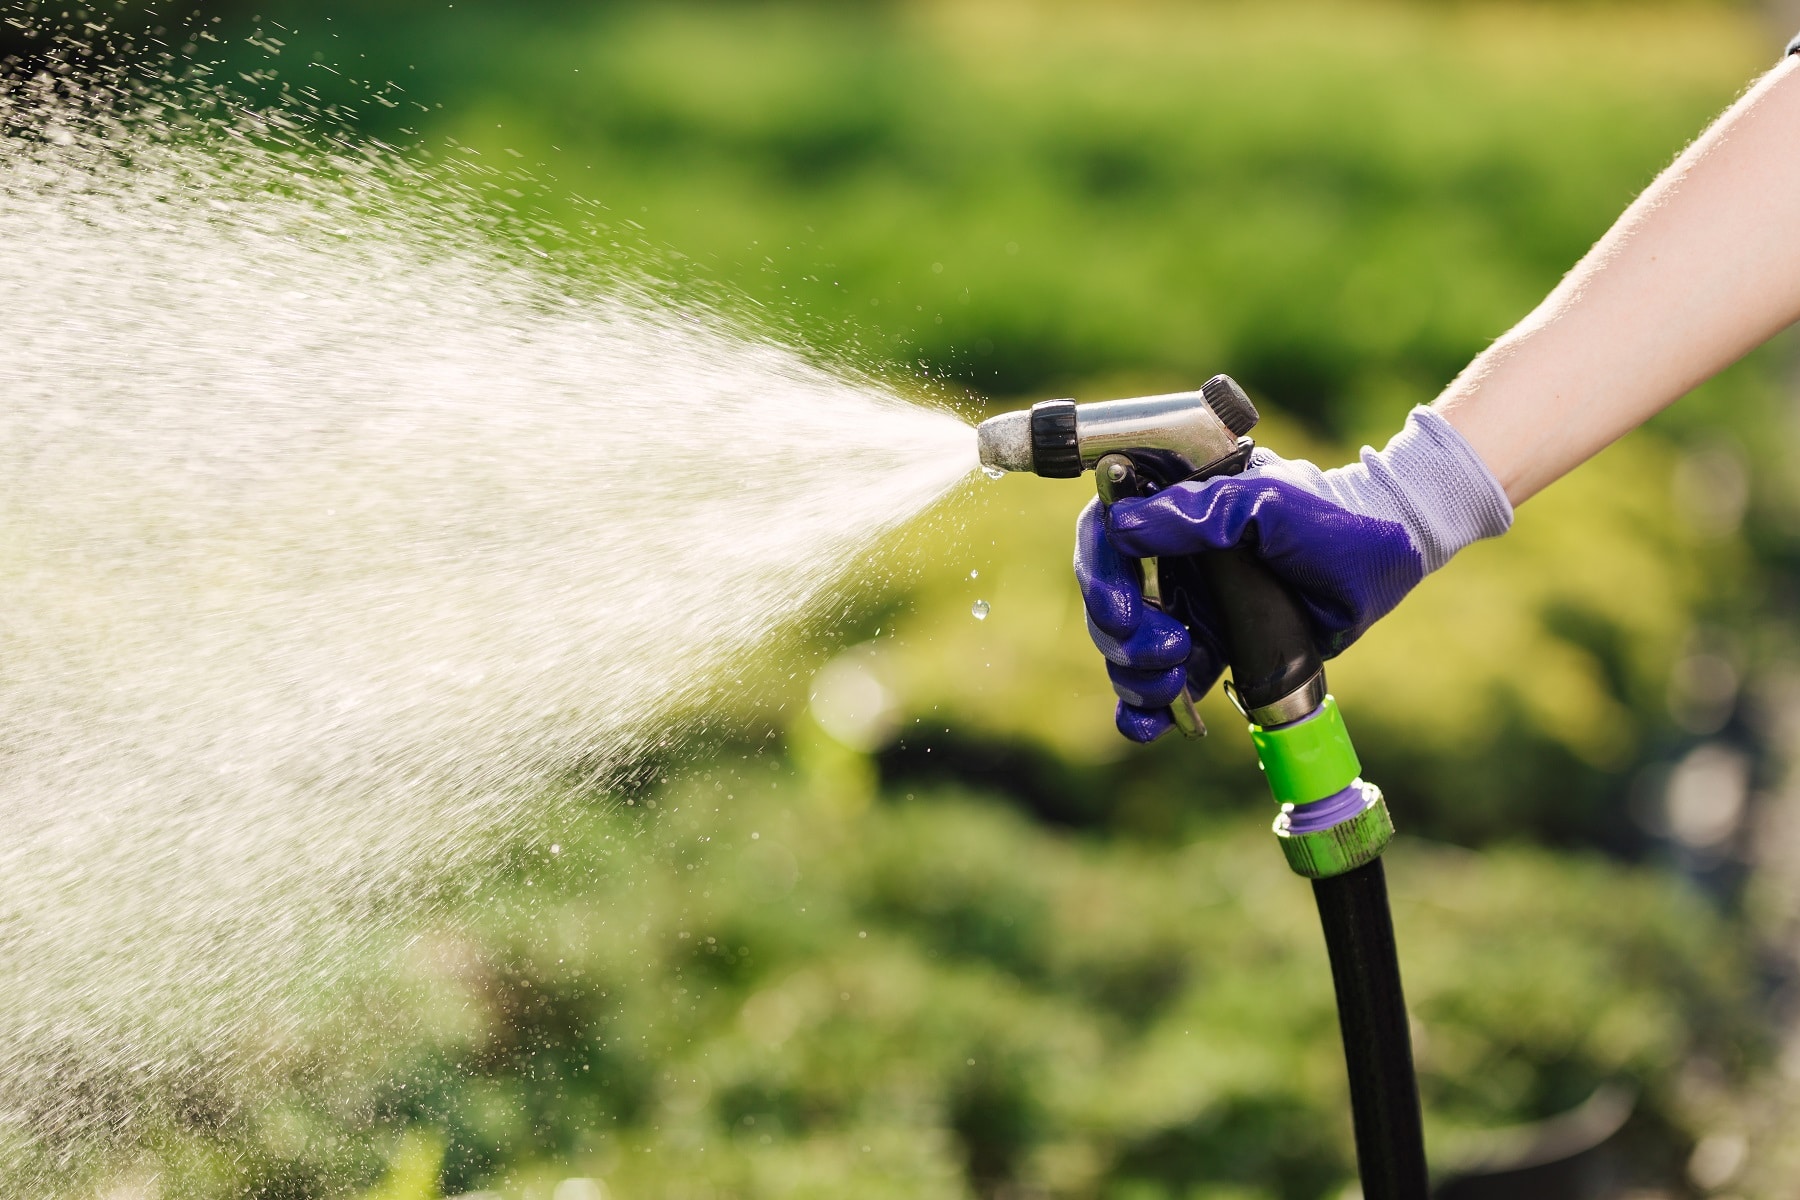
top-left (1248, 695), bottom-right (1361, 805)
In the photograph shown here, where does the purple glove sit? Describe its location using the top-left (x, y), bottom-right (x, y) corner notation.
top-left (1076, 407), bottom-right (1512, 742)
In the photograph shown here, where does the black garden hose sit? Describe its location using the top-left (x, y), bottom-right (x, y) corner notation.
top-left (1315, 860), bottom-right (1429, 1199)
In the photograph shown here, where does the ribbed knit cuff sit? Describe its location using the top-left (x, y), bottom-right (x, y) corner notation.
top-left (1366, 407), bottom-right (1513, 573)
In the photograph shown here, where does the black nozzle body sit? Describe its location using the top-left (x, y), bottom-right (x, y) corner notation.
top-left (1028, 399), bottom-right (1082, 478)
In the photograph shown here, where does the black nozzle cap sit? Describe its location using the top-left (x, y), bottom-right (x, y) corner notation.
top-left (1202, 375), bottom-right (1259, 437)
top-left (1029, 399), bottom-right (1082, 478)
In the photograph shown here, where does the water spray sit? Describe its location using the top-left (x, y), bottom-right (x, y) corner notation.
top-left (977, 378), bottom-right (1429, 1199)
top-left (0, 84), bottom-right (980, 1170)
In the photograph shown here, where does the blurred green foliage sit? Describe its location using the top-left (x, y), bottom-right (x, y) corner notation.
top-left (14, 0), bottom-right (1800, 1196)
top-left (124, 762), bottom-right (1755, 1199)
top-left (200, 0), bottom-right (1768, 424)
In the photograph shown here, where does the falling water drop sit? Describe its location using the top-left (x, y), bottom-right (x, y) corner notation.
top-left (968, 569), bottom-right (979, 579)
top-left (971, 600), bottom-right (990, 620)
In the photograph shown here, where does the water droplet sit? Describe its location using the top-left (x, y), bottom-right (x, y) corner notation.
top-left (971, 600), bottom-right (990, 620)
top-left (968, 569), bottom-right (979, 579)
top-left (982, 466), bottom-right (1005, 480)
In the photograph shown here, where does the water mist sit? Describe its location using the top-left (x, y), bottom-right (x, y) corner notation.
top-left (0, 68), bottom-right (975, 1166)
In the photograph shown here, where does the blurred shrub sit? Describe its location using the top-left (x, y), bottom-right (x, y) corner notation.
top-left (115, 763), bottom-right (1756, 1199)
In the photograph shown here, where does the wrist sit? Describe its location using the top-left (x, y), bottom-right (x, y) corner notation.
top-left (1349, 407), bottom-right (1514, 572)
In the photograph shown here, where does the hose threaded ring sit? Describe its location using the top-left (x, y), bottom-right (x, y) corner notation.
top-left (1274, 783), bottom-right (1394, 878)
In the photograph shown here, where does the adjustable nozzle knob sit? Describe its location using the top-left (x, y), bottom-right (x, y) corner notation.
top-left (1201, 374), bottom-right (1259, 437)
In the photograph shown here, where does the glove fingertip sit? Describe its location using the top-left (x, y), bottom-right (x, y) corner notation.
top-left (1115, 702), bottom-right (1172, 743)
top-left (1101, 494), bottom-right (1154, 540)
top-left (1106, 479), bottom-right (1247, 559)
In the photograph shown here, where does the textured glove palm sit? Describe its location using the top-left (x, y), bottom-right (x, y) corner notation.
top-left (1075, 407), bottom-right (1512, 742)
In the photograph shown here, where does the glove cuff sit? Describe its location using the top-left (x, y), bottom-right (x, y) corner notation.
top-left (1363, 407), bottom-right (1513, 573)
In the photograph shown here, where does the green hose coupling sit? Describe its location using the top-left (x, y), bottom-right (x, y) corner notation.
top-left (1248, 696), bottom-right (1393, 879)
top-left (1249, 695), bottom-right (1360, 804)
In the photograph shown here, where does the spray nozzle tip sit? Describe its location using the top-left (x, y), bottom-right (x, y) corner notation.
top-left (976, 410), bottom-right (1034, 475)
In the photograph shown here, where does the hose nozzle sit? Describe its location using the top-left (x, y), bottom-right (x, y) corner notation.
top-left (976, 375), bottom-right (1258, 480)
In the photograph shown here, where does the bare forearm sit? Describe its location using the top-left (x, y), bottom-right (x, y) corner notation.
top-left (1436, 56), bottom-right (1800, 504)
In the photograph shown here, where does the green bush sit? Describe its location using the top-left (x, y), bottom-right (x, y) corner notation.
top-left (113, 762), bottom-right (1754, 1199)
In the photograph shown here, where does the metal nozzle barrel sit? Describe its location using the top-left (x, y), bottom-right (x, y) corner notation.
top-left (976, 374), bottom-right (1258, 479)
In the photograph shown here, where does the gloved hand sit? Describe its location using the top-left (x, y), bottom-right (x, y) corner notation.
top-left (1076, 407), bottom-right (1512, 741)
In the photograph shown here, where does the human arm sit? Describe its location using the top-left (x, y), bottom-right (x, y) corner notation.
top-left (1439, 54), bottom-right (1800, 503)
top-left (1083, 49), bottom-right (1800, 740)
